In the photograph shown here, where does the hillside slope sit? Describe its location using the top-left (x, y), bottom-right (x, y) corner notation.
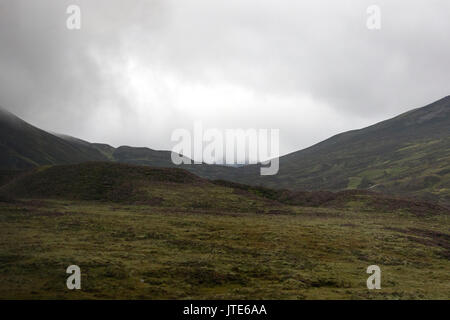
top-left (231, 96), bottom-right (450, 205)
top-left (0, 162), bottom-right (279, 213)
top-left (0, 107), bottom-right (108, 169)
top-left (1, 162), bottom-right (447, 216)
top-left (1, 96), bottom-right (449, 204)
top-left (0, 162), bottom-right (204, 201)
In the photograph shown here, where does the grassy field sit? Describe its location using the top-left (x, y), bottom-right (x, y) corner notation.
top-left (0, 163), bottom-right (448, 299)
top-left (0, 198), bottom-right (449, 299)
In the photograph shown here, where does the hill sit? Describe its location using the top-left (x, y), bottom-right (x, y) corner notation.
top-left (0, 107), bottom-right (233, 181)
top-left (0, 162), bottom-right (279, 213)
top-left (1, 96), bottom-right (449, 204)
top-left (0, 162), bottom-right (204, 201)
top-left (1, 162), bottom-right (447, 215)
top-left (229, 96), bottom-right (450, 205)
top-left (0, 107), bottom-right (108, 169)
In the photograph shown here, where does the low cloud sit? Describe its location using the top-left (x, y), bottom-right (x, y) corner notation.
top-left (1, 0), bottom-right (449, 156)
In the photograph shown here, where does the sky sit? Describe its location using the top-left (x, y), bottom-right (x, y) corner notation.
top-left (0, 0), bottom-right (449, 160)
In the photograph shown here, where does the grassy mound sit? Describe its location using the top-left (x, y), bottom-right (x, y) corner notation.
top-left (0, 162), bottom-right (278, 212)
top-left (2, 162), bottom-right (447, 215)
top-left (0, 162), bottom-right (207, 202)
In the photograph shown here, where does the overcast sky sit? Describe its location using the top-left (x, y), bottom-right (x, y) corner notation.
top-left (1, 0), bottom-right (449, 158)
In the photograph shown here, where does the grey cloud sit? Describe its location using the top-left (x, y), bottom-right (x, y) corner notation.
top-left (0, 0), bottom-right (449, 156)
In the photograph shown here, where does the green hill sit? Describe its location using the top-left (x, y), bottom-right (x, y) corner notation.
top-left (1, 162), bottom-right (447, 215)
top-left (0, 162), bottom-right (279, 212)
top-left (228, 96), bottom-right (450, 206)
top-left (0, 162), bottom-right (204, 201)
top-left (0, 107), bottom-right (108, 169)
top-left (1, 96), bottom-right (449, 205)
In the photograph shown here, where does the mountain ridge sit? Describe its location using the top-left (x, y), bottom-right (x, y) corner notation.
top-left (1, 96), bottom-right (449, 205)
top-left (233, 96), bottom-right (450, 205)
top-left (0, 107), bottom-right (109, 169)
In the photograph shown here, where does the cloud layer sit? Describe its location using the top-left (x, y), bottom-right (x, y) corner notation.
top-left (1, 0), bottom-right (449, 157)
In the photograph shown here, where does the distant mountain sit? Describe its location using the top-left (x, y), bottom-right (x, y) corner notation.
top-left (112, 146), bottom-right (176, 167)
top-left (0, 106), bottom-right (108, 169)
top-left (1, 96), bottom-right (449, 205)
top-left (0, 106), bottom-right (213, 174)
top-left (53, 133), bottom-right (116, 160)
top-left (110, 145), bottom-right (240, 181)
top-left (56, 135), bottom-right (236, 179)
top-left (231, 96), bottom-right (450, 205)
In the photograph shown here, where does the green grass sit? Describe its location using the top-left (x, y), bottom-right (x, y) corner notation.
top-left (0, 199), bottom-right (448, 299)
top-left (0, 163), bottom-right (448, 299)
top-left (347, 177), bottom-right (363, 189)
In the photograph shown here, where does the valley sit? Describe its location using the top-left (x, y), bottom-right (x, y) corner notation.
top-left (0, 163), bottom-right (448, 299)
top-left (1, 96), bottom-right (449, 300)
